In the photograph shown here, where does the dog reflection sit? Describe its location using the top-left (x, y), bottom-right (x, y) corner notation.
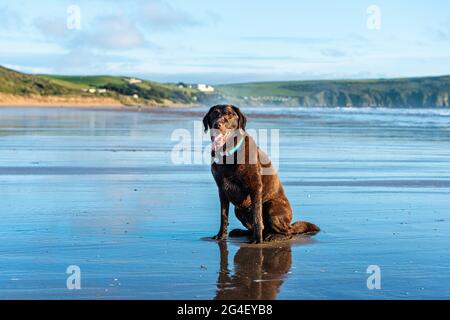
top-left (214, 241), bottom-right (292, 300)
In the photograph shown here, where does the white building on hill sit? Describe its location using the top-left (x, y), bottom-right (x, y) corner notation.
top-left (126, 78), bottom-right (142, 84)
top-left (197, 84), bottom-right (215, 93)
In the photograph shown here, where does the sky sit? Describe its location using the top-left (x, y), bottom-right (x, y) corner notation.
top-left (0, 0), bottom-right (449, 84)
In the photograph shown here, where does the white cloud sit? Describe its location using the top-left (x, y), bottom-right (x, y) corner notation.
top-left (85, 14), bottom-right (149, 50)
top-left (141, 0), bottom-right (200, 30)
top-left (436, 29), bottom-right (449, 41)
top-left (0, 6), bottom-right (22, 30)
top-left (34, 16), bottom-right (68, 39)
top-left (321, 48), bottom-right (347, 58)
top-left (33, 12), bottom-right (154, 51)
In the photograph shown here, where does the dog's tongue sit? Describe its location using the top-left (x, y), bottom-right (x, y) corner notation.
top-left (212, 132), bottom-right (229, 152)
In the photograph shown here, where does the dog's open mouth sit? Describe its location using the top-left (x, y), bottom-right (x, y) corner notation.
top-left (211, 132), bottom-right (230, 152)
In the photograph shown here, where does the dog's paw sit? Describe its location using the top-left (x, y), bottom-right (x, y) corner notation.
top-left (250, 231), bottom-right (264, 244)
top-left (264, 234), bottom-right (292, 242)
top-left (250, 238), bottom-right (264, 245)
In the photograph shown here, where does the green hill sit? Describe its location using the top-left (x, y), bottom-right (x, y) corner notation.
top-left (0, 66), bottom-right (212, 106)
top-left (0, 65), bottom-right (75, 96)
top-left (38, 74), bottom-right (200, 105)
top-left (217, 76), bottom-right (450, 108)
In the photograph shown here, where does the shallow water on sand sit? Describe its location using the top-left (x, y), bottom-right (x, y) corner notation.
top-left (0, 106), bottom-right (449, 299)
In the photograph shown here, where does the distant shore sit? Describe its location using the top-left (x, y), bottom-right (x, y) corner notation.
top-left (0, 93), bottom-right (199, 109)
top-left (0, 93), bottom-right (121, 107)
top-left (2, 65), bottom-right (450, 109)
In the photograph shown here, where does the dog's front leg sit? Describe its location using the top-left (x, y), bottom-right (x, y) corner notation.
top-left (213, 190), bottom-right (229, 240)
top-left (251, 187), bottom-right (264, 244)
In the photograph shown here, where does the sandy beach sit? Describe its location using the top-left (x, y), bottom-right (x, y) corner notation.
top-left (0, 93), bottom-right (199, 110)
top-left (0, 106), bottom-right (449, 299)
top-left (0, 93), bottom-right (124, 108)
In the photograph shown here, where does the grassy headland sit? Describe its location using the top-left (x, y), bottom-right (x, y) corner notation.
top-left (218, 76), bottom-right (450, 108)
top-left (0, 66), bottom-right (219, 108)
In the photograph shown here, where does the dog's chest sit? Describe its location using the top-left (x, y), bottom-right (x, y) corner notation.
top-left (221, 177), bottom-right (248, 205)
top-left (222, 177), bottom-right (241, 194)
top-left (212, 164), bottom-right (250, 205)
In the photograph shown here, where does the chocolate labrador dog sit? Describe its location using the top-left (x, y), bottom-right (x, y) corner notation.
top-left (203, 104), bottom-right (320, 244)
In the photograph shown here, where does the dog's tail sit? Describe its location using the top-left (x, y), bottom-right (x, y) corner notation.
top-left (291, 221), bottom-right (320, 236)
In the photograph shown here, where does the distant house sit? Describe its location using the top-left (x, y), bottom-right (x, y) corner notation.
top-left (98, 89), bottom-right (107, 93)
top-left (88, 88), bottom-right (96, 93)
top-left (126, 78), bottom-right (142, 84)
top-left (197, 84), bottom-right (215, 93)
top-left (133, 94), bottom-right (139, 99)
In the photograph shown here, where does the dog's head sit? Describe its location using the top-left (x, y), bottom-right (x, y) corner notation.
top-left (202, 105), bottom-right (247, 152)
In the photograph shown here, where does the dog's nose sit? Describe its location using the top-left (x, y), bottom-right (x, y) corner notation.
top-left (214, 122), bottom-right (224, 130)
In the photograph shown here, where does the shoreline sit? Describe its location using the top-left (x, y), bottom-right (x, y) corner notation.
top-left (0, 93), bottom-right (201, 110)
top-left (0, 104), bottom-right (203, 115)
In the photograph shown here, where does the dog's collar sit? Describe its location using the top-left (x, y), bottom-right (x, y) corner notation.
top-left (225, 137), bottom-right (245, 157)
top-left (219, 137), bottom-right (245, 157)
top-left (213, 136), bottom-right (245, 163)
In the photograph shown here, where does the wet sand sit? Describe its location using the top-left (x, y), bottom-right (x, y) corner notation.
top-left (0, 106), bottom-right (450, 299)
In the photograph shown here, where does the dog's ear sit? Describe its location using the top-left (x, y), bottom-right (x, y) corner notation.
top-left (232, 106), bottom-right (247, 130)
top-left (203, 107), bottom-right (214, 133)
